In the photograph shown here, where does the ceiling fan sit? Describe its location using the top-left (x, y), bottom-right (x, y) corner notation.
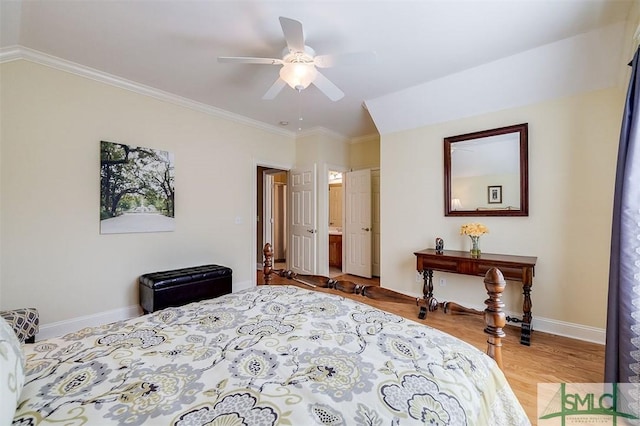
top-left (217, 17), bottom-right (376, 102)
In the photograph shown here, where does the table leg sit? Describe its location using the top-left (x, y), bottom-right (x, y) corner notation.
top-left (420, 269), bottom-right (438, 314)
top-left (504, 268), bottom-right (533, 345)
top-left (520, 268), bottom-right (533, 346)
top-left (417, 268), bottom-right (429, 319)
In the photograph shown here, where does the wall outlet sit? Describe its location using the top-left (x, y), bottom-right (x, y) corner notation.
top-left (439, 278), bottom-right (446, 287)
top-left (415, 271), bottom-right (422, 283)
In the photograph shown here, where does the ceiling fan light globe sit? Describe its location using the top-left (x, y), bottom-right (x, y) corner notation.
top-left (280, 62), bottom-right (317, 90)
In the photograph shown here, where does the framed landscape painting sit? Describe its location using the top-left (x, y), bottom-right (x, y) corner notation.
top-left (100, 141), bottom-right (175, 234)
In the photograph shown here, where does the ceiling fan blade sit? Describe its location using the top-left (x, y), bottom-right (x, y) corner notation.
top-left (218, 56), bottom-right (283, 65)
top-left (312, 71), bottom-right (344, 101)
top-left (279, 17), bottom-right (305, 53)
top-left (314, 51), bottom-right (378, 68)
top-left (262, 78), bottom-right (287, 100)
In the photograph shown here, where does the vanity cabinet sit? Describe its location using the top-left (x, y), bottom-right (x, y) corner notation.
top-left (329, 234), bottom-right (342, 268)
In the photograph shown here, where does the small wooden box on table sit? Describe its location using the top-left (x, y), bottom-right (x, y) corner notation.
top-left (139, 264), bottom-right (232, 314)
top-left (414, 248), bottom-right (537, 345)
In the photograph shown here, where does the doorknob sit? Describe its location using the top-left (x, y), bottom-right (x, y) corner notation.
top-left (362, 227), bottom-right (370, 232)
top-left (306, 229), bottom-right (317, 234)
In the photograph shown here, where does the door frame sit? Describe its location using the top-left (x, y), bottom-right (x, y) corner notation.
top-left (263, 173), bottom-right (274, 252)
top-left (253, 159), bottom-right (292, 287)
top-left (263, 170), bottom-right (288, 263)
top-left (371, 168), bottom-right (381, 277)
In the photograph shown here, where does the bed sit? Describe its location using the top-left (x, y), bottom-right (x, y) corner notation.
top-left (3, 251), bottom-right (529, 425)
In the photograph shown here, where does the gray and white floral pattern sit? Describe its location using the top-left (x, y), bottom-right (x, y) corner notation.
top-left (13, 286), bottom-right (529, 425)
top-left (1, 317), bottom-right (25, 426)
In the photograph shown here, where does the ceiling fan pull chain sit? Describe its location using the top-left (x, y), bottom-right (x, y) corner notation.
top-left (298, 88), bottom-right (304, 131)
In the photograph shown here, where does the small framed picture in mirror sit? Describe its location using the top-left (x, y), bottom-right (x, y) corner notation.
top-left (488, 185), bottom-right (502, 204)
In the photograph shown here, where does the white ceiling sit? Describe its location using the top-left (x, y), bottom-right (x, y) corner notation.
top-left (0, 0), bottom-right (633, 139)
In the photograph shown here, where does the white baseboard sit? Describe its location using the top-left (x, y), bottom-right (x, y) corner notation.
top-left (36, 280), bottom-right (256, 341)
top-left (233, 279), bottom-right (254, 293)
top-left (37, 305), bottom-right (142, 340)
top-left (531, 316), bottom-right (605, 345)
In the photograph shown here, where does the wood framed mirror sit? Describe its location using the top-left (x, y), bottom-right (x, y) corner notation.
top-left (444, 123), bottom-right (528, 217)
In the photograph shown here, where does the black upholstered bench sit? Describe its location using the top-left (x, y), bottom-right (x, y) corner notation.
top-left (139, 264), bottom-right (232, 314)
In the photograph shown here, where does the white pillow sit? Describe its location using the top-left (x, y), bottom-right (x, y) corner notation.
top-left (0, 317), bottom-right (25, 425)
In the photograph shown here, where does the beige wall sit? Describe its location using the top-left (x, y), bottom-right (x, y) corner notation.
top-left (296, 130), bottom-right (349, 168)
top-left (0, 60), bottom-right (295, 324)
top-left (380, 87), bottom-right (624, 329)
top-left (349, 134), bottom-right (380, 170)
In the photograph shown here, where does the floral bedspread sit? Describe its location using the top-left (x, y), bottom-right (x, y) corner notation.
top-left (14, 285), bottom-right (529, 425)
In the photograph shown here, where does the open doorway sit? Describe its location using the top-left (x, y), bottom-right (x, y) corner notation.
top-left (257, 167), bottom-right (288, 270)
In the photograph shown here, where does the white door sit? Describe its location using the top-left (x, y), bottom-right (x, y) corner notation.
top-left (290, 166), bottom-right (317, 275)
top-left (345, 169), bottom-right (372, 278)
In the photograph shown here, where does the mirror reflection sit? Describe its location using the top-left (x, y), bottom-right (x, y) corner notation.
top-left (444, 123), bottom-right (528, 217)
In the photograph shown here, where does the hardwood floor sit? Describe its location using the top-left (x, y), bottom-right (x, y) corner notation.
top-left (257, 270), bottom-right (605, 423)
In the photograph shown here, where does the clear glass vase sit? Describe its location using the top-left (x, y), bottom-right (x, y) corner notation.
top-left (469, 235), bottom-right (481, 257)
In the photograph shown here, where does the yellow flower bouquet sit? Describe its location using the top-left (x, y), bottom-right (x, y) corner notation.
top-left (460, 223), bottom-right (488, 257)
top-left (460, 223), bottom-right (489, 237)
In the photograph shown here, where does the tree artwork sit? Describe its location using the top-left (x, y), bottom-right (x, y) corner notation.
top-left (100, 141), bottom-right (175, 234)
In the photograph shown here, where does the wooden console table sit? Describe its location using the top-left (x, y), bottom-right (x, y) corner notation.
top-left (414, 248), bottom-right (537, 345)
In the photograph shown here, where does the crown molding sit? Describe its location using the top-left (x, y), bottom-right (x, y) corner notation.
top-left (0, 45), bottom-right (296, 139)
top-left (0, 46), bottom-right (22, 62)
